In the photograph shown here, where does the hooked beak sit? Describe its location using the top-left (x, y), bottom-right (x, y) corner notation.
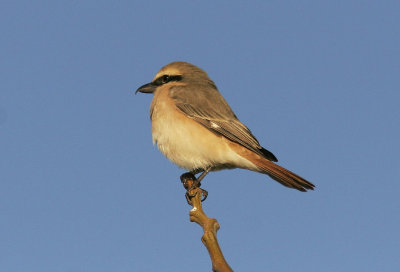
top-left (135, 82), bottom-right (156, 94)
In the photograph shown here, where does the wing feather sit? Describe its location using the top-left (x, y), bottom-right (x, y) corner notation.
top-left (170, 85), bottom-right (278, 162)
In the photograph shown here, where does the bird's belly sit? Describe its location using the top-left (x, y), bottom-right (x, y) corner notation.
top-left (150, 91), bottom-right (257, 172)
top-left (152, 112), bottom-right (221, 170)
top-left (151, 109), bottom-right (244, 171)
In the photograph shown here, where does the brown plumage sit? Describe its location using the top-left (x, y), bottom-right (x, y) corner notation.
top-left (228, 142), bottom-right (314, 191)
top-left (136, 61), bottom-right (314, 192)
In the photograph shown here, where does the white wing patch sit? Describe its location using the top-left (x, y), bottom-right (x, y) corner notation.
top-left (210, 121), bottom-right (220, 129)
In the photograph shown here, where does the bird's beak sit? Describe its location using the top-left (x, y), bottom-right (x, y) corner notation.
top-left (135, 82), bottom-right (156, 94)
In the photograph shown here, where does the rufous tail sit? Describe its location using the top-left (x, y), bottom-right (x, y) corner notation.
top-left (254, 158), bottom-right (314, 192)
top-left (231, 143), bottom-right (314, 191)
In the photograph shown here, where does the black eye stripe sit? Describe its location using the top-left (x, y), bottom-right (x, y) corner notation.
top-left (153, 75), bottom-right (182, 86)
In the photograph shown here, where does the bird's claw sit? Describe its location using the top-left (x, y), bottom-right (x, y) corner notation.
top-left (180, 172), bottom-right (208, 205)
top-left (184, 188), bottom-right (208, 205)
top-left (199, 188), bottom-right (208, 202)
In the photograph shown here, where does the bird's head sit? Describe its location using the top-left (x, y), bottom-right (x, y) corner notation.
top-left (135, 61), bottom-right (214, 94)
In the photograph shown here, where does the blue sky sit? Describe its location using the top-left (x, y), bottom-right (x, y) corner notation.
top-left (1, 1), bottom-right (399, 271)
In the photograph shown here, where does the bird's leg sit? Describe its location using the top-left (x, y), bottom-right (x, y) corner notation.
top-left (180, 167), bottom-right (211, 205)
top-left (189, 167), bottom-right (211, 202)
top-left (196, 167), bottom-right (211, 183)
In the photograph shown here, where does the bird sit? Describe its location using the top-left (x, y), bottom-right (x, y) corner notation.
top-left (136, 61), bottom-right (314, 192)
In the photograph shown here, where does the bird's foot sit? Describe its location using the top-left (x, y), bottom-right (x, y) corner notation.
top-left (180, 172), bottom-right (208, 205)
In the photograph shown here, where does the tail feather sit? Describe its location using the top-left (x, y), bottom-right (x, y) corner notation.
top-left (256, 159), bottom-right (314, 192)
top-left (230, 143), bottom-right (315, 191)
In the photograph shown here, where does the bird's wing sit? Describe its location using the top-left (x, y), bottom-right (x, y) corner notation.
top-left (169, 85), bottom-right (278, 162)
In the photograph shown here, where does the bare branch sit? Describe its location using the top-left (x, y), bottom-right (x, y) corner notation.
top-left (182, 175), bottom-right (233, 272)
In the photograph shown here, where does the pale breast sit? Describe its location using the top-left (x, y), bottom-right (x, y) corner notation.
top-left (150, 87), bottom-right (258, 172)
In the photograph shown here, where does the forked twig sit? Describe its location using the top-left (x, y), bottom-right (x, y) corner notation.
top-left (181, 174), bottom-right (233, 272)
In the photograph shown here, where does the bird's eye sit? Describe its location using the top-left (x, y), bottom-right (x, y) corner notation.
top-left (161, 75), bottom-right (170, 83)
top-left (153, 74), bottom-right (182, 86)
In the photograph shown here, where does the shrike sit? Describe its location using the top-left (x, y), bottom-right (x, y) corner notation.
top-left (136, 62), bottom-right (314, 192)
